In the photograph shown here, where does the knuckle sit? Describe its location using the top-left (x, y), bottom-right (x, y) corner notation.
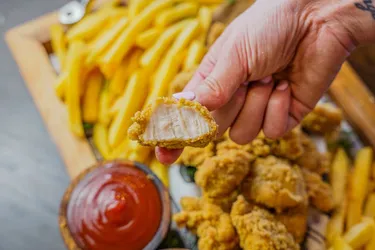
top-left (203, 76), bottom-right (229, 107)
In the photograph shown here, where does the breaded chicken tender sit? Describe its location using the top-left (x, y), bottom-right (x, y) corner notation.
top-left (128, 97), bottom-right (218, 148)
top-left (195, 150), bottom-right (253, 197)
top-left (168, 67), bottom-right (197, 97)
top-left (302, 168), bottom-right (335, 212)
top-left (294, 133), bottom-right (329, 174)
top-left (230, 195), bottom-right (300, 250)
top-left (241, 156), bottom-right (307, 212)
top-left (275, 202), bottom-right (308, 243)
top-left (177, 143), bottom-right (215, 167)
top-left (302, 103), bottom-right (343, 134)
top-left (173, 197), bottom-right (239, 250)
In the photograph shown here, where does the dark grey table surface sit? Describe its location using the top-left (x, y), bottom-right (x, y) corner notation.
top-left (0, 0), bottom-right (68, 249)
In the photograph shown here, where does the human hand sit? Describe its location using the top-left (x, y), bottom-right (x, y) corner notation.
top-left (156, 0), bottom-right (375, 164)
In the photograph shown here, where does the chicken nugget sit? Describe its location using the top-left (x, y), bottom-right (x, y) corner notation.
top-left (302, 103), bottom-right (343, 134)
top-left (173, 196), bottom-right (239, 250)
top-left (241, 156), bottom-right (307, 212)
top-left (195, 150), bottom-right (252, 197)
top-left (230, 195), bottom-right (300, 250)
top-left (302, 168), bottom-right (335, 212)
top-left (128, 97), bottom-right (218, 148)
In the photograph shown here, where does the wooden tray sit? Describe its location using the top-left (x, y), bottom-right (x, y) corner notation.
top-left (5, 5), bottom-right (375, 179)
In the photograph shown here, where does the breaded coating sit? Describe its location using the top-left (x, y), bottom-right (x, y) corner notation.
top-left (215, 137), bottom-right (254, 156)
top-left (203, 190), bottom-right (239, 213)
top-left (195, 150), bottom-right (252, 197)
top-left (128, 97), bottom-right (218, 149)
top-left (275, 203), bottom-right (308, 243)
top-left (265, 127), bottom-right (304, 160)
top-left (241, 156), bottom-right (307, 212)
top-left (177, 142), bottom-right (215, 167)
top-left (302, 168), bottom-right (335, 212)
top-left (207, 22), bottom-right (226, 47)
top-left (168, 67), bottom-right (197, 97)
top-left (294, 133), bottom-right (329, 174)
top-left (302, 103), bottom-right (343, 134)
top-left (230, 195), bottom-right (300, 250)
top-left (173, 197), bottom-right (239, 250)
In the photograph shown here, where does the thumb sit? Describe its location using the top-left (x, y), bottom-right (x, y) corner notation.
top-left (184, 37), bottom-right (249, 111)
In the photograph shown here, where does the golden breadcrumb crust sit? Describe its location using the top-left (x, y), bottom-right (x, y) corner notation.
top-left (302, 103), bottom-right (343, 134)
top-left (241, 156), bottom-right (307, 212)
top-left (302, 169), bottom-right (335, 212)
top-left (195, 150), bottom-right (253, 197)
top-left (177, 143), bottom-right (215, 167)
top-left (173, 197), bottom-right (239, 250)
top-left (230, 195), bottom-right (300, 250)
top-left (128, 97), bottom-right (218, 149)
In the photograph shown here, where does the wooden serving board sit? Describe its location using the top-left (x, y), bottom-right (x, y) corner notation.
top-left (5, 2), bottom-right (375, 179)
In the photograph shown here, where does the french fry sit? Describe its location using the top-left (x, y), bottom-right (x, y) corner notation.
top-left (98, 87), bottom-right (111, 126)
top-left (347, 147), bottom-right (373, 228)
top-left (128, 0), bottom-right (153, 19)
top-left (136, 28), bottom-right (162, 49)
top-left (99, 0), bottom-right (174, 76)
top-left (82, 70), bottom-right (103, 123)
top-left (331, 148), bottom-right (350, 207)
top-left (207, 21), bottom-right (226, 47)
top-left (369, 180), bottom-right (375, 194)
top-left (55, 73), bottom-right (68, 101)
top-left (109, 137), bottom-right (131, 160)
top-left (109, 96), bottom-right (125, 117)
top-left (108, 49), bottom-right (143, 97)
top-left (145, 20), bottom-right (199, 104)
top-left (365, 229), bottom-right (375, 250)
top-left (140, 20), bottom-right (189, 68)
top-left (50, 24), bottom-right (67, 71)
top-left (127, 141), bottom-right (152, 164)
top-left (149, 157), bottom-right (169, 187)
top-left (85, 17), bottom-right (128, 68)
top-left (93, 123), bottom-right (111, 160)
top-left (183, 39), bottom-right (206, 70)
top-left (66, 11), bottom-right (110, 42)
top-left (198, 6), bottom-right (212, 43)
top-left (66, 41), bottom-right (86, 138)
top-left (364, 193), bottom-right (375, 218)
top-left (344, 217), bottom-right (375, 249)
top-left (100, 0), bottom-right (122, 9)
top-left (372, 161), bottom-right (375, 180)
top-left (108, 70), bottom-right (149, 147)
top-left (327, 201), bottom-right (347, 246)
top-left (154, 2), bottom-right (199, 28)
top-left (332, 236), bottom-right (353, 250)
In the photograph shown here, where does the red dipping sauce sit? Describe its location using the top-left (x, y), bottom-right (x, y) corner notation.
top-left (66, 161), bottom-right (163, 250)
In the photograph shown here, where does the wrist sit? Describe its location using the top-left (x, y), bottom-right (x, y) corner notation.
top-left (302, 0), bottom-right (375, 49)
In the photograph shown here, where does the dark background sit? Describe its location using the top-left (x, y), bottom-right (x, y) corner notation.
top-left (0, 0), bottom-right (374, 249)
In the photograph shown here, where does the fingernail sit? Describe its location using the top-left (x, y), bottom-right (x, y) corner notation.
top-left (173, 91), bottom-right (196, 100)
top-left (260, 76), bottom-right (272, 84)
top-left (276, 81), bottom-right (289, 91)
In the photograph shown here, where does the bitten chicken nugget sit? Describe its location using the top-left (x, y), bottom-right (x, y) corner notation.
top-left (302, 103), bottom-right (343, 134)
top-left (173, 196), bottom-right (239, 250)
top-left (128, 97), bottom-right (218, 148)
top-left (230, 195), bottom-right (300, 250)
top-left (302, 168), bottom-right (335, 212)
top-left (195, 150), bottom-right (253, 197)
top-left (241, 156), bottom-right (307, 212)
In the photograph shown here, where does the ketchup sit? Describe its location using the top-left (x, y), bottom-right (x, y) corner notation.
top-left (66, 161), bottom-right (162, 250)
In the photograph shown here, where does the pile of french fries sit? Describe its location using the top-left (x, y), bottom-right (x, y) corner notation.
top-left (50, 0), bottom-right (226, 186)
top-left (327, 147), bottom-right (375, 250)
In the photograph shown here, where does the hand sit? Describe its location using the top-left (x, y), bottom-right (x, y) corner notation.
top-left (156, 0), bottom-right (373, 164)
